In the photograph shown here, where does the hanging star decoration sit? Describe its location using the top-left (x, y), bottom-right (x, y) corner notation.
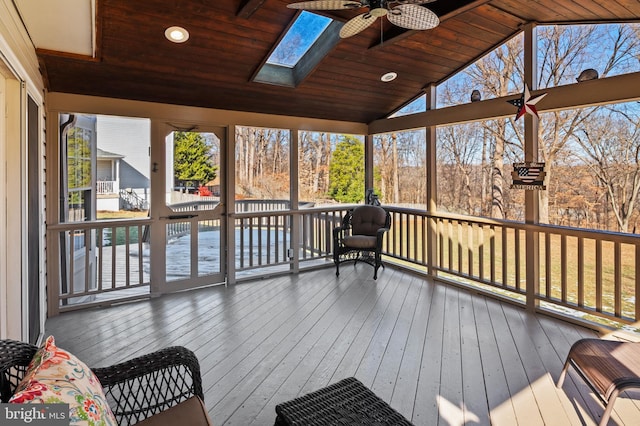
top-left (507, 84), bottom-right (547, 120)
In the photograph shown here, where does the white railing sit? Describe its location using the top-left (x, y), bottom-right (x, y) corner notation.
top-left (383, 208), bottom-right (640, 329)
top-left (48, 204), bottom-right (639, 330)
top-left (97, 180), bottom-right (118, 194)
top-left (49, 219), bottom-right (151, 313)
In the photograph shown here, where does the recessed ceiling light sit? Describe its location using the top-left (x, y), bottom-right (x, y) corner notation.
top-left (165, 26), bottom-right (189, 43)
top-left (381, 72), bottom-right (397, 82)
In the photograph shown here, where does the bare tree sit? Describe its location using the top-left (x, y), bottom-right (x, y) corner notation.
top-left (571, 106), bottom-right (640, 233)
top-left (465, 36), bottom-right (523, 219)
top-left (437, 123), bottom-right (483, 214)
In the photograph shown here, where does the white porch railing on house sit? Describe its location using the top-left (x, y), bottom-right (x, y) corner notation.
top-left (97, 180), bottom-right (118, 194)
top-left (48, 205), bottom-right (640, 331)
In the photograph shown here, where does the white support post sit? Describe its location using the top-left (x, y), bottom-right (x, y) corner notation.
top-left (290, 128), bottom-right (300, 274)
top-left (425, 84), bottom-right (438, 277)
top-left (523, 23), bottom-right (540, 312)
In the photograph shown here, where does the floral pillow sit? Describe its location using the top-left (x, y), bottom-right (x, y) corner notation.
top-left (9, 336), bottom-right (117, 426)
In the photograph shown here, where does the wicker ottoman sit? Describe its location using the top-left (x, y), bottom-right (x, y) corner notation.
top-left (274, 377), bottom-right (414, 425)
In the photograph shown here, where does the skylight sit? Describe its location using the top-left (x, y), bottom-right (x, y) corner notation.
top-left (267, 11), bottom-right (332, 68)
top-left (253, 11), bottom-right (341, 88)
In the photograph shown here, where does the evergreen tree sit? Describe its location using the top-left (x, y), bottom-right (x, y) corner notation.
top-left (328, 136), bottom-right (364, 203)
top-left (174, 131), bottom-right (217, 186)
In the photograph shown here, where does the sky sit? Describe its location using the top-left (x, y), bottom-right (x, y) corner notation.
top-left (267, 11), bottom-right (332, 68)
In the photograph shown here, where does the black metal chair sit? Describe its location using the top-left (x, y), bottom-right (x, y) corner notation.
top-left (333, 205), bottom-right (391, 280)
top-left (0, 339), bottom-right (204, 425)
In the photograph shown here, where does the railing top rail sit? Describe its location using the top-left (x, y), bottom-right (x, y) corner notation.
top-left (48, 218), bottom-right (152, 231)
top-left (231, 205), bottom-right (353, 219)
top-left (401, 208), bottom-right (640, 244)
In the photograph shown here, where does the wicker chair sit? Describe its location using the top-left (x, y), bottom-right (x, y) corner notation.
top-left (0, 339), bottom-right (205, 425)
top-left (557, 338), bottom-right (640, 426)
top-left (333, 205), bottom-right (391, 280)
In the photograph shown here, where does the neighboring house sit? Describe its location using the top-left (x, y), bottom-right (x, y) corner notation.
top-left (96, 115), bottom-right (151, 211)
top-left (96, 148), bottom-right (124, 211)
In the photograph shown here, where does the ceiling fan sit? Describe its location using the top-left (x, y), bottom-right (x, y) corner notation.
top-left (287, 0), bottom-right (439, 38)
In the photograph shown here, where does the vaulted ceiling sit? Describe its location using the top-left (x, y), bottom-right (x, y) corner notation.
top-left (25, 0), bottom-right (640, 123)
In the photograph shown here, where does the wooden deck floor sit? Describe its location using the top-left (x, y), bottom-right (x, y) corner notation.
top-left (45, 265), bottom-right (640, 425)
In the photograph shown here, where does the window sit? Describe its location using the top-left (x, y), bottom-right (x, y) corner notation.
top-left (540, 101), bottom-right (640, 232)
top-left (436, 118), bottom-right (524, 220)
top-left (61, 113), bottom-right (151, 223)
top-left (390, 96), bottom-right (426, 118)
top-left (63, 115), bottom-right (95, 223)
top-left (537, 23), bottom-right (640, 89)
top-left (373, 129), bottom-right (427, 208)
top-left (437, 34), bottom-right (524, 108)
top-left (299, 131), bottom-right (365, 205)
top-left (235, 126), bottom-right (290, 212)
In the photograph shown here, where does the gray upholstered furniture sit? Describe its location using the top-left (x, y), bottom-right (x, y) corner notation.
top-left (333, 205), bottom-right (391, 280)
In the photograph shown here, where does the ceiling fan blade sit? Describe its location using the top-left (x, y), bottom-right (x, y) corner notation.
top-left (388, 4), bottom-right (439, 30)
top-left (339, 12), bottom-right (379, 38)
top-left (287, 0), bottom-right (363, 10)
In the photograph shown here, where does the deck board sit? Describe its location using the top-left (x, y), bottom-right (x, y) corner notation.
top-left (45, 265), bottom-right (640, 425)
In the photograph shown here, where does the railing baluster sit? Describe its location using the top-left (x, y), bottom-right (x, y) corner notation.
top-left (125, 226), bottom-right (131, 287)
top-left (448, 220), bottom-right (453, 271)
top-left (490, 225), bottom-right (495, 284)
top-left (515, 228), bottom-right (520, 291)
top-left (577, 237), bottom-right (584, 308)
top-left (438, 219), bottom-right (444, 271)
top-left (257, 218), bottom-right (263, 266)
top-left (468, 222), bottom-right (473, 277)
top-left (98, 227), bottom-right (104, 292)
top-left (502, 227), bottom-right (508, 288)
top-left (636, 243), bottom-right (640, 321)
top-left (84, 229), bottom-right (91, 294)
top-left (545, 232), bottom-right (551, 298)
top-left (68, 231), bottom-right (75, 296)
top-left (478, 225), bottom-right (484, 281)
top-left (111, 226), bottom-right (117, 289)
top-left (267, 216), bottom-right (272, 264)
top-left (615, 241), bottom-right (622, 318)
top-left (138, 224), bottom-right (144, 285)
top-left (596, 239), bottom-right (602, 313)
top-left (404, 212), bottom-right (410, 260)
top-left (457, 220), bottom-right (463, 273)
top-left (561, 234), bottom-right (567, 303)
top-left (413, 213), bottom-right (417, 263)
top-left (249, 218), bottom-right (255, 267)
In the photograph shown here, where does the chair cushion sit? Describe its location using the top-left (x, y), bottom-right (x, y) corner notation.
top-left (136, 396), bottom-right (213, 426)
top-left (343, 235), bottom-right (377, 249)
top-left (350, 205), bottom-right (387, 236)
top-left (9, 336), bottom-right (117, 425)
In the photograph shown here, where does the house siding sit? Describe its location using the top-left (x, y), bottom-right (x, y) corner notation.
top-left (0, 0), bottom-right (46, 341)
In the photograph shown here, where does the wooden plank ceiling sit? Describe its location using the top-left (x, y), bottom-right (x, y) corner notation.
top-left (37, 0), bottom-right (640, 124)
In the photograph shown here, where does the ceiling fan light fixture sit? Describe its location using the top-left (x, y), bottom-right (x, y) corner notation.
top-left (370, 7), bottom-right (388, 17)
top-left (381, 72), bottom-right (397, 82)
top-left (165, 26), bottom-right (189, 43)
